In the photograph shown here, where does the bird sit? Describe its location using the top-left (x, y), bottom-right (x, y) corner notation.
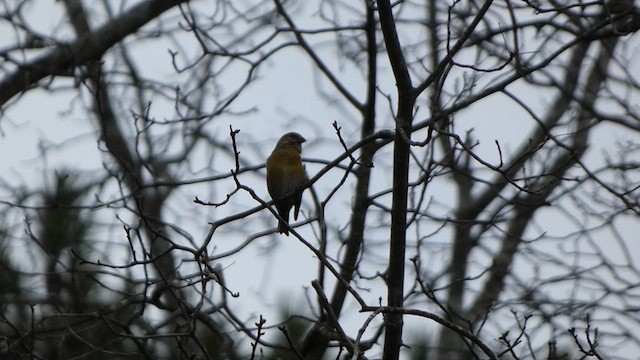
top-left (266, 132), bottom-right (307, 235)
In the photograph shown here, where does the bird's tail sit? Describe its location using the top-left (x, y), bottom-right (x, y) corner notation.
top-left (277, 220), bottom-right (289, 236)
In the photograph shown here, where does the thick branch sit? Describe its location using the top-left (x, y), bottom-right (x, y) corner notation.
top-left (376, 0), bottom-right (416, 358)
top-left (60, 0), bottom-right (178, 303)
top-left (0, 0), bottom-right (188, 108)
top-left (469, 35), bottom-right (620, 318)
top-left (301, 2), bottom-right (378, 357)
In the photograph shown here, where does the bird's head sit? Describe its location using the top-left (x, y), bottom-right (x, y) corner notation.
top-left (275, 132), bottom-right (306, 152)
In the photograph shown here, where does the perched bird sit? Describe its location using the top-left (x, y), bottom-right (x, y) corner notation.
top-left (266, 132), bottom-right (307, 235)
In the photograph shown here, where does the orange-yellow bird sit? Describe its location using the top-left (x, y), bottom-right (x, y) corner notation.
top-left (266, 132), bottom-right (307, 235)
